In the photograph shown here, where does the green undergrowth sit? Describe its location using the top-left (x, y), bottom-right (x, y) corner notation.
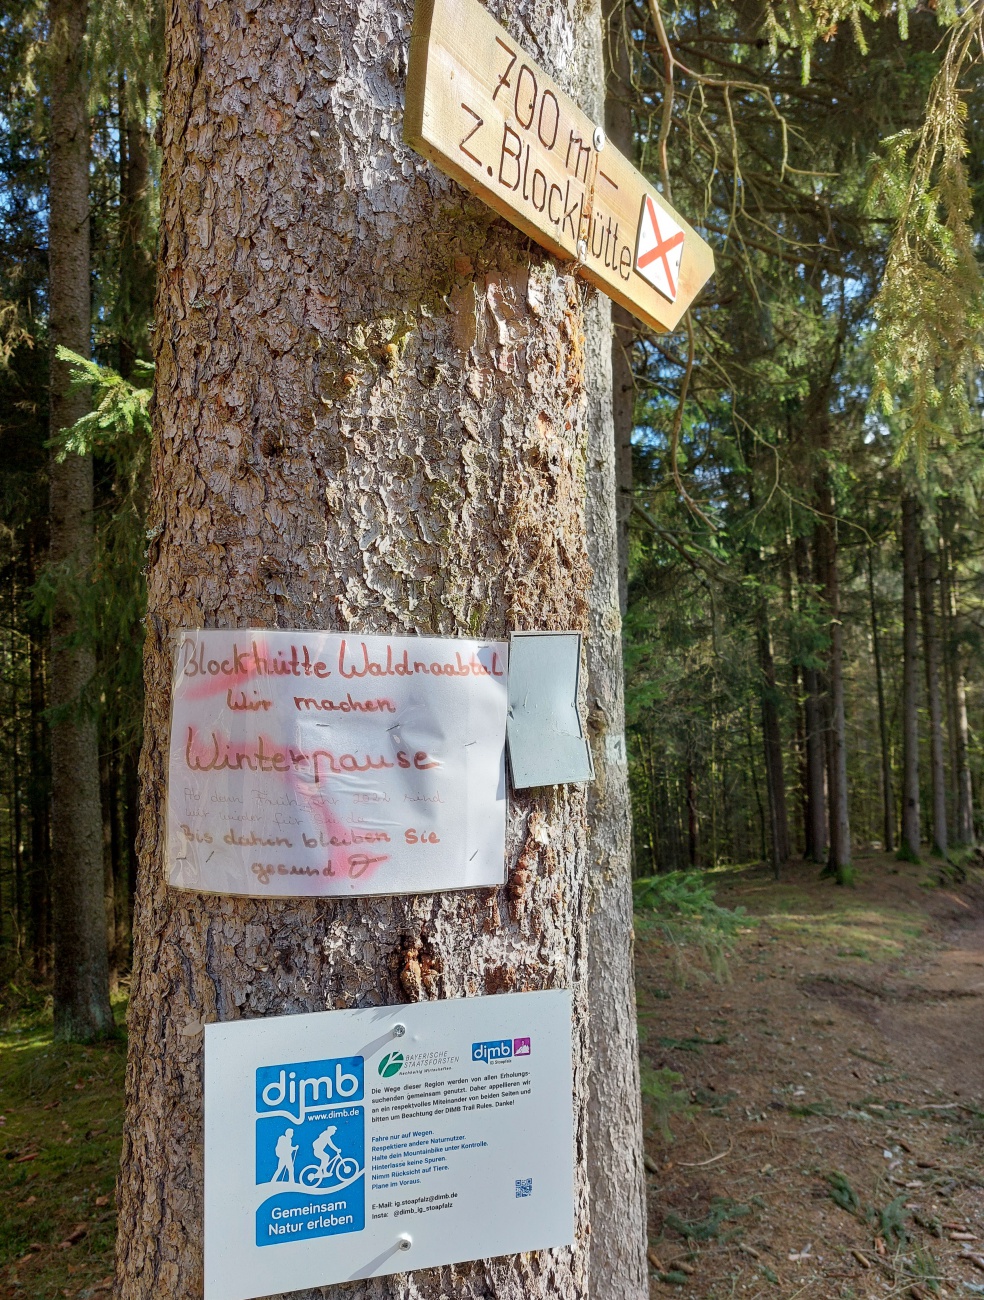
top-left (633, 870), bottom-right (748, 980)
top-left (0, 994), bottom-right (126, 1298)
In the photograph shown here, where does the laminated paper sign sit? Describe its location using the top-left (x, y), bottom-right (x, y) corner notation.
top-left (167, 630), bottom-right (508, 897)
top-left (204, 990), bottom-right (574, 1299)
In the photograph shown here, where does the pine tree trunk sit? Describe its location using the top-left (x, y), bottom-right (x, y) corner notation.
top-left (756, 604), bottom-right (789, 875)
top-left (940, 522), bottom-right (975, 845)
top-left (118, 78), bottom-right (156, 378)
top-left (900, 495), bottom-right (921, 860)
top-left (581, 14), bottom-right (647, 1298)
top-left (27, 530), bottom-right (51, 974)
top-left (47, 0), bottom-right (114, 1041)
top-left (794, 536), bottom-right (826, 863)
top-left (954, 670), bottom-right (975, 846)
top-left (815, 480), bottom-right (851, 878)
top-left (116, 0), bottom-right (611, 1294)
top-left (866, 546), bottom-right (894, 852)
top-left (603, 0), bottom-right (634, 616)
top-left (582, 287), bottom-right (647, 1300)
top-left (919, 532), bottom-right (948, 857)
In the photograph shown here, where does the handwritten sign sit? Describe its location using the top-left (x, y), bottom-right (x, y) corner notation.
top-left (404, 0), bottom-right (715, 333)
top-left (167, 630), bottom-right (508, 898)
top-left (204, 991), bottom-right (575, 1298)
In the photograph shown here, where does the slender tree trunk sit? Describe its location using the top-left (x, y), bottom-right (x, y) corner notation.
top-left (580, 12), bottom-right (646, 1294)
top-left (919, 531), bottom-right (948, 857)
top-left (48, 0), bottom-right (114, 1041)
top-left (954, 670), bottom-right (975, 846)
top-left (794, 536), bottom-right (826, 862)
top-left (686, 757), bottom-right (700, 867)
top-left (756, 603), bottom-right (789, 876)
top-left (866, 545), bottom-right (895, 852)
top-left (28, 551), bottom-right (50, 975)
top-left (117, 0), bottom-right (610, 1293)
top-left (940, 520), bottom-right (975, 845)
top-left (118, 77), bottom-right (156, 378)
top-left (815, 475), bottom-right (851, 879)
top-left (899, 495), bottom-right (921, 860)
top-left (603, 0), bottom-right (634, 615)
top-left (745, 705), bottom-right (767, 863)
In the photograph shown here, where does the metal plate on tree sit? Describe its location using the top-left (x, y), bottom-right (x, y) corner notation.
top-left (204, 990), bottom-right (575, 1298)
top-left (506, 632), bottom-right (593, 787)
top-left (404, 0), bottom-right (715, 332)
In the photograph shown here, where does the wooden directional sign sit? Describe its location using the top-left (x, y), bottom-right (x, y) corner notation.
top-left (404, 0), bottom-right (715, 333)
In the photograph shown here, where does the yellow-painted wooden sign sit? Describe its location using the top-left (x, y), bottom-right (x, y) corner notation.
top-left (404, 0), bottom-right (715, 332)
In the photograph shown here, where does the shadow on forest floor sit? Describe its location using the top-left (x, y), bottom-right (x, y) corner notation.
top-left (638, 852), bottom-right (984, 1299)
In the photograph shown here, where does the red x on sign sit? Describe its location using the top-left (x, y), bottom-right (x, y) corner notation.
top-left (634, 194), bottom-right (685, 303)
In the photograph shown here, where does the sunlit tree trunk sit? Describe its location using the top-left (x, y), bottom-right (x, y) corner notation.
top-left (919, 531), bottom-right (948, 857)
top-left (116, 0), bottom-right (613, 1293)
top-left (48, 0), bottom-right (114, 1041)
top-left (899, 495), bottom-right (921, 860)
top-left (583, 10), bottom-right (647, 1297)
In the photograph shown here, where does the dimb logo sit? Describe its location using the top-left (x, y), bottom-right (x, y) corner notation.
top-left (378, 1051), bottom-right (404, 1077)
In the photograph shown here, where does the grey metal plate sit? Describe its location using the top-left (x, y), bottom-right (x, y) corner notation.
top-left (506, 632), bottom-right (594, 788)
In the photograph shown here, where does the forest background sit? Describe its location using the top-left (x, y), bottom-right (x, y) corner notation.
top-left (0, 0), bottom-right (983, 997)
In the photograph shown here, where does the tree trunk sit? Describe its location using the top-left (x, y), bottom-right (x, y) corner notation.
top-left (815, 478), bottom-right (851, 880)
top-left (866, 545), bottom-right (894, 852)
top-left (118, 78), bottom-right (156, 378)
top-left (919, 530), bottom-right (948, 857)
top-left (686, 758), bottom-right (700, 867)
top-left (48, 0), bottom-right (114, 1041)
top-left (756, 602), bottom-right (789, 876)
top-left (899, 494), bottom-right (921, 860)
top-left (582, 281), bottom-right (647, 1300)
top-left (940, 520), bottom-right (975, 845)
top-left (603, 0), bottom-right (634, 615)
top-left (794, 535), bottom-right (826, 862)
top-left (581, 14), bottom-right (647, 1298)
top-left (27, 539), bottom-right (51, 975)
top-left (117, 0), bottom-right (610, 1294)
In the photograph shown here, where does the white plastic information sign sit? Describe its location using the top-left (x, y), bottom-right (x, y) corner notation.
top-left (167, 630), bottom-right (508, 898)
top-left (204, 990), bottom-right (575, 1299)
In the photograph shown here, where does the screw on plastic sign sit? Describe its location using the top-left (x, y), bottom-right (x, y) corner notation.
top-left (634, 194), bottom-right (685, 303)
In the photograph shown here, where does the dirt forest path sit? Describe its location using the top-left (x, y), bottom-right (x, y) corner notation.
top-left (637, 855), bottom-right (984, 1300)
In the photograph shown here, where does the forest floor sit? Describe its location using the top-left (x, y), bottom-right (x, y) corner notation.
top-left (639, 851), bottom-right (984, 1300)
top-left (0, 853), bottom-right (981, 1299)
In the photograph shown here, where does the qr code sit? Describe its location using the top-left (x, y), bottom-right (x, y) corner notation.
top-left (515, 1178), bottom-right (533, 1198)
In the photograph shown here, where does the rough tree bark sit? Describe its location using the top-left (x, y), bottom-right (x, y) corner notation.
top-left (899, 495), bottom-right (921, 860)
top-left (815, 467), bottom-right (850, 879)
top-left (866, 545), bottom-right (894, 853)
top-left (116, 0), bottom-right (619, 1295)
top-left (919, 532), bottom-right (948, 857)
top-left (47, 0), bottom-right (114, 1041)
top-left (581, 12), bottom-right (647, 1300)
